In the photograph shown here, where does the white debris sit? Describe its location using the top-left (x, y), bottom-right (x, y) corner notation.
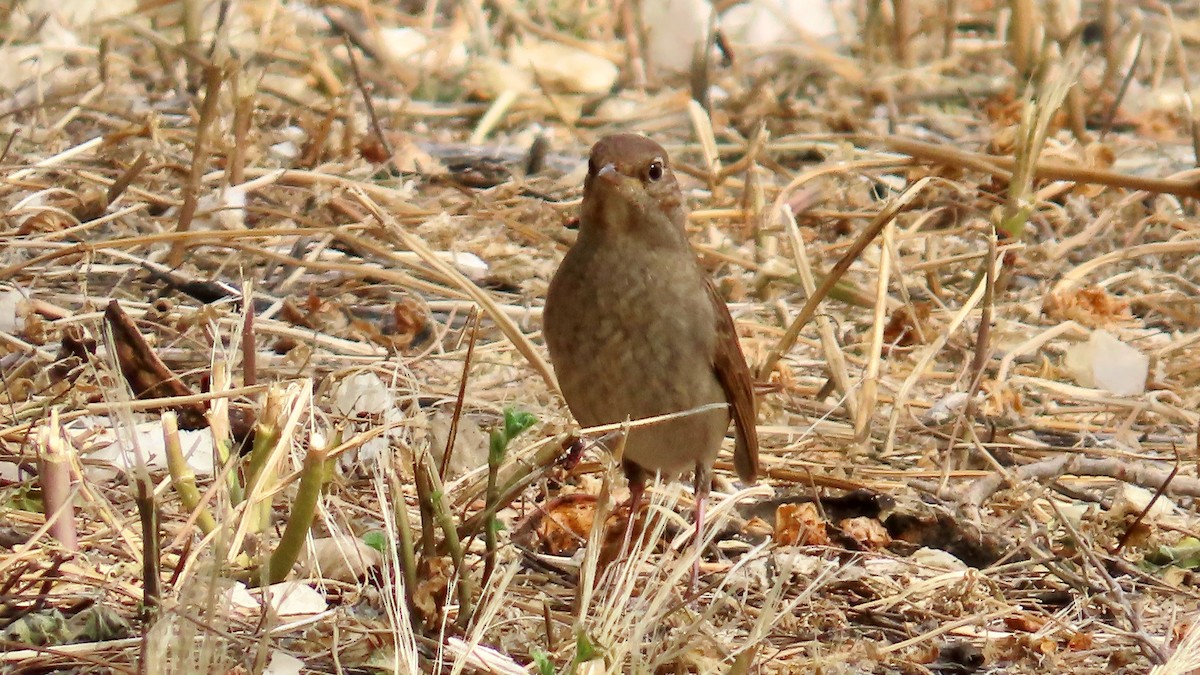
top-left (1063, 329), bottom-right (1148, 396)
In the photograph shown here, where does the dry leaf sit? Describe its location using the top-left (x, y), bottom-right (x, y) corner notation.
top-left (1004, 614), bottom-right (1048, 633)
top-left (1066, 631), bottom-right (1094, 651)
top-left (743, 516), bottom-right (773, 538)
top-left (299, 535), bottom-right (382, 583)
top-left (882, 301), bottom-right (932, 351)
top-left (981, 378), bottom-right (1025, 416)
top-left (1043, 287), bottom-right (1131, 328)
top-left (104, 300), bottom-right (207, 430)
top-left (774, 502), bottom-right (830, 546)
top-left (838, 516), bottom-right (890, 549)
top-left (412, 556), bottom-right (453, 628)
top-left (536, 493), bottom-right (599, 555)
top-left (262, 581), bottom-right (327, 619)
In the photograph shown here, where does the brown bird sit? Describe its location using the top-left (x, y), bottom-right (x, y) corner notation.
top-left (543, 133), bottom-right (759, 585)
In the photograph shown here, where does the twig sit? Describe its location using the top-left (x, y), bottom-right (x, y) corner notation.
top-left (1113, 449), bottom-right (1179, 554)
top-left (228, 68), bottom-right (256, 186)
top-left (942, 0), bottom-right (957, 59)
top-left (0, 128), bottom-right (18, 165)
top-left (964, 452), bottom-right (1200, 509)
top-left (441, 310), bottom-right (480, 481)
top-left (1052, 240), bottom-right (1200, 294)
top-left (240, 281), bottom-right (257, 388)
top-left (1101, 33), bottom-right (1143, 140)
top-left (1165, 6), bottom-right (1200, 167)
top-left (854, 221), bottom-right (892, 445)
top-left (877, 135), bottom-right (1200, 200)
top-left (882, 235), bottom-right (1000, 455)
top-left (105, 152), bottom-right (150, 207)
top-left (343, 34), bottom-right (393, 161)
top-left (169, 64), bottom-right (224, 267)
top-left (940, 233), bottom-right (997, 488)
top-left (779, 194), bottom-right (858, 423)
top-left (1008, 0), bottom-right (1036, 78)
top-left (618, 0), bottom-right (647, 88)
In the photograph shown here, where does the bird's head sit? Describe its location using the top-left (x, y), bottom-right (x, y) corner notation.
top-left (579, 133), bottom-right (688, 245)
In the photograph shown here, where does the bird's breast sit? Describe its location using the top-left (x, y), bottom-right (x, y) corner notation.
top-left (544, 238), bottom-right (729, 475)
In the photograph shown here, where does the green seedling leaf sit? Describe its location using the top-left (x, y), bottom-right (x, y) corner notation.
top-left (68, 605), bottom-right (131, 642)
top-left (2, 609), bottom-right (68, 646)
top-left (491, 408), bottom-right (538, 464)
top-left (504, 408), bottom-right (538, 440)
top-left (574, 629), bottom-right (600, 663)
top-left (6, 484), bottom-right (43, 513)
top-left (1150, 537), bottom-right (1200, 569)
top-left (530, 648), bottom-right (555, 675)
top-left (363, 530), bottom-right (387, 553)
top-left (487, 518), bottom-right (506, 537)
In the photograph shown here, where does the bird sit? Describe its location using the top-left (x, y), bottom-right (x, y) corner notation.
top-left (543, 133), bottom-right (759, 587)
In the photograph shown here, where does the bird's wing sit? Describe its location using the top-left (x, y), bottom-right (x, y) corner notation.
top-left (706, 278), bottom-right (759, 483)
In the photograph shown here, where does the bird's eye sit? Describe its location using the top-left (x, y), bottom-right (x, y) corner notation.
top-left (645, 160), bottom-right (664, 182)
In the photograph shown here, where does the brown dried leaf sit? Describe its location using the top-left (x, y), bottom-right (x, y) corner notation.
top-left (58, 324), bottom-right (96, 363)
top-left (535, 493), bottom-right (598, 555)
top-left (882, 301), bottom-right (933, 352)
top-left (1004, 614), bottom-right (1048, 633)
top-left (15, 206), bottom-right (72, 236)
top-left (281, 293), bottom-right (351, 333)
top-left (19, 311), bottom-right (48, 345)
top-left (983, 91), bottom-right (1021, 128)
top-left (1084, 142), bottom-right (1115, 170)
top-left (372, 299), bottom-right (431, 352)
top-left (1172, 621), bottom-right (1194, 646)
top-left (1066, 631), bottom-right (1094, 651)
top-left (1043, 286), bottom-right (1131, 328)
top-left (838, 516), bottom-right (890, 549)
top-left (412, 556), bottom-right (453, 628)
top-left (299, 535), bottom-right (382, 583)
top-left (743, 516), bottom-right (772, 539)
top-left (103, 300), bottom-right (207, 430)
top-left (0, 377), bottom-right (33, 404)
top-left (71, 187), bottom-right (107, 222)
top-left (357, 137), bottom-right (390, 164)
top-left (981, 378), bottom-right (1025, 416)
top-left (774, 502), bottom-right (830, 546)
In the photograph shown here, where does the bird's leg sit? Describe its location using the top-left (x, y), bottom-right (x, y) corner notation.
top-left (691, 465), bottom-right (710, 593)
top-left (620, 462), bottom-right (646, 559)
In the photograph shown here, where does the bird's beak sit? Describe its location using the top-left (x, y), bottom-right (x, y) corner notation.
top-left (595, 162), bottom-right (618, 182)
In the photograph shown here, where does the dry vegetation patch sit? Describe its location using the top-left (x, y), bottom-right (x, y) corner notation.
top-left (1, 1), bottom-right (1200, 673)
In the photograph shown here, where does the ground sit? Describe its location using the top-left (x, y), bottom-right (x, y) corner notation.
top-left (1, 1), bottom-right (1199, 673)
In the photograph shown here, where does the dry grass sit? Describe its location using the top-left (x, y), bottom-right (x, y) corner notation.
top-left (2, 1), bottom-right (1200, 673)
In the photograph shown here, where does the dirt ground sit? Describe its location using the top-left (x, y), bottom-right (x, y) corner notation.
top-left (2, 1), bottom-right (1200, 673)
